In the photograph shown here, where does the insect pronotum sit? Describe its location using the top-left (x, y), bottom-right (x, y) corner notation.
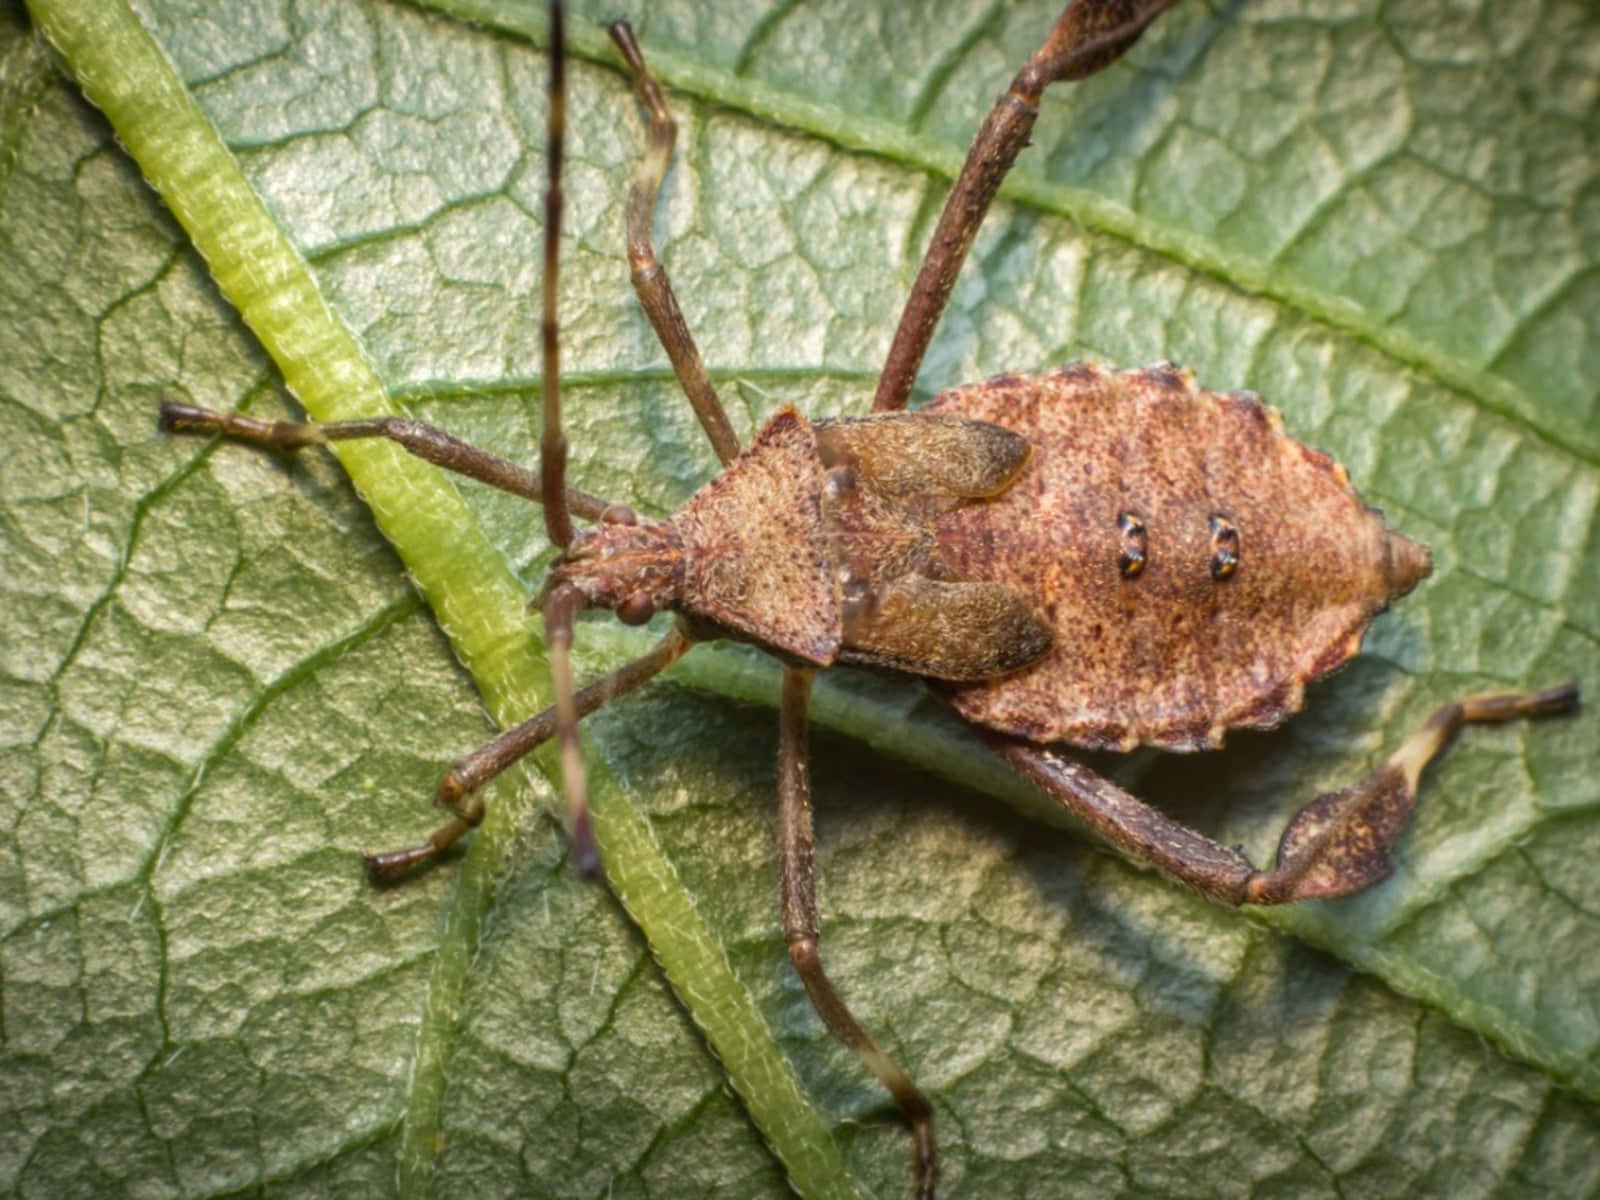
top-left (156, 2), bottom-right (1579, 1195)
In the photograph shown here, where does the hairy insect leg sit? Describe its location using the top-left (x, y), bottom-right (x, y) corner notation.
top-left (606, 19), bottom-right (741, 466)
top-left (366, 626), bottom-right (694, 882)
top-left (542, 580), bottom-right (596, 872)
top-left (541, 0), bottom-right (574, 548)
top-left (158, 401), bottom-right (616, 519)
top-left (778, 667), bottom-right (938, 1199)
top-left (874, 0), bottom-right (1176, 413)
top-left (1000, 682), bottom-right (1579, 906)
top-left (1247, 683), bottom-right (1580, 903)
top-left (537, 1), bottom-right (603, 865)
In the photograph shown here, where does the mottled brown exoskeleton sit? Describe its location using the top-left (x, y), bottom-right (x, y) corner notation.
top-left (160, 2), bottom-right (1579, 1196)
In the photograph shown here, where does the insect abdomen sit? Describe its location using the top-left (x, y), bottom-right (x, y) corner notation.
top-left (929, 363), bottom-right (1429, 751)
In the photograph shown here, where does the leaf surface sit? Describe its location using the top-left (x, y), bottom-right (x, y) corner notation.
top-left (4, 0), bottom-right (1597, 1195)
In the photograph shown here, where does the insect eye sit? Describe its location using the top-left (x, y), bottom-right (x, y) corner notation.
top-left (601, 503), bottom-right (639, 526)
top-left (617, 593), bottom-right (657, 625)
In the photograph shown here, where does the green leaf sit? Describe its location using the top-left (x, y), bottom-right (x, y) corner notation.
top-left (5, 0), bottom-right (1597, 1196)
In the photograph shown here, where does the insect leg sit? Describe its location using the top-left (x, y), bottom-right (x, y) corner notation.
top-left (607, 19), bottom-right (742, 466)
top-left (540, 0), bottom-right (573, 547)
top-left (1246, 683), bottom-right (1579, 904)
top-left (158, 401), bottom-right (614, 520)
top-left (539, 1), bottom-right (604, 861)
top-left (998, 682), bottom-right (1579, 906)
top-left (873, 0), bottom-right (1176, 413)
top-left (777, 666), bottom-right (938, 1199)
top-left (542, 579), bottom-right (595, 873)
top-left (366, 625), bottom-right (694, 882)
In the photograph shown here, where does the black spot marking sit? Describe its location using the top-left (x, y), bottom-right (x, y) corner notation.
top-left (1117, 511), bottom-right (1147, 579)
top-left (1141, 362), bottom-right (1185, 393)
top-left (823, 466), bottom-right (858, 502)
top-left (1209, 514), bottom-right (1239, 581)
top-left (1055, 362), bottom-right (1101, 385)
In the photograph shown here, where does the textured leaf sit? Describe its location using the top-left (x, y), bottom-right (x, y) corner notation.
top-left (4, 0), bottom-right (1598, 1196)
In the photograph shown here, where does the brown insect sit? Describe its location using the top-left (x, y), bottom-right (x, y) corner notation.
top-left (160, 2), bottom-right (1579, 1196)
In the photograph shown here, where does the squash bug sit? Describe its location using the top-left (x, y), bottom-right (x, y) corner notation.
top-left (157, 2), bottom-right (1581, 1195)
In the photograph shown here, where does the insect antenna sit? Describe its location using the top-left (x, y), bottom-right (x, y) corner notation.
top-left (537, 0), bottom-right (598, 875)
